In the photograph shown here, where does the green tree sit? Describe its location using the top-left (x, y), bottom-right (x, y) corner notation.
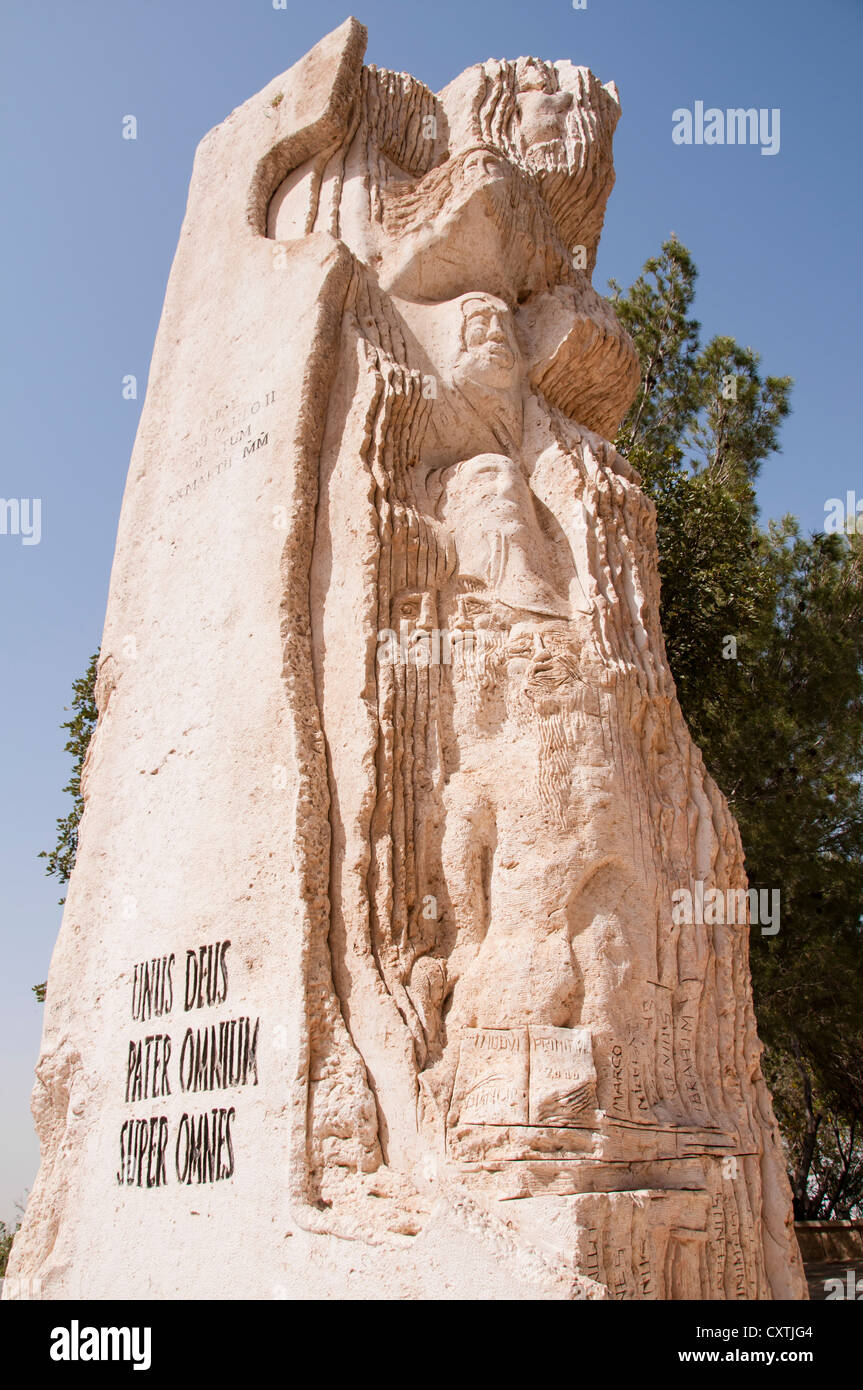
top-left (733, 528), bottom-right (863, 1216)
top-left (610, 236), bottom-right (702, 464)
top-left (35, 650), bottom-right (100, 1002)
top-left (0, 1217), bottom-right (20, 1279)
top-left (611, 240), bottom-right (863, 1218)
top-left (609, 238), bottom-right (792, 738)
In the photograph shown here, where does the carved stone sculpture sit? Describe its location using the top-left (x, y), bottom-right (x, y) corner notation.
top-left (5, 19), bottom-right (806, 1301)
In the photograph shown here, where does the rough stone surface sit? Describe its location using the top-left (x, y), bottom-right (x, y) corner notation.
top-left (6, 19), bottom-right (806, 1301)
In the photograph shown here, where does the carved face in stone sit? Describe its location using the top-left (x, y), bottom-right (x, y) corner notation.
top-left (434, 454), bottom-right (571, 619)
top-left (516, 88), bottom-right (573, 152)
top-left (391, 587), bottom-right (440, 662)
top-left (455, 295), bottom-right (521, 391)
top-left (437, 454), bottom-right (530, 535)
top-left (514, 62), bottom-right (573, 162)
top-left (459, 147), bottom-right (511, 192)
top-left (503, 621), bottom-right (594, 716)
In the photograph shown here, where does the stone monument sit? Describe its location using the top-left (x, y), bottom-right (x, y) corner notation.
top-left (6, 19), bottom-right (807, 1300)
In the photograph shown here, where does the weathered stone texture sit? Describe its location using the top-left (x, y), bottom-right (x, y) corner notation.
top-left (5, 19), bottom-right (805, 1301)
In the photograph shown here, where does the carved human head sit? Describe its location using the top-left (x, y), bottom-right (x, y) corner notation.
top-left (455, 294), bottom-right (521, 389)
top-left (514, 59), bottom-right (573, 157)
top-left (432, 454), bottom-right (535, 541)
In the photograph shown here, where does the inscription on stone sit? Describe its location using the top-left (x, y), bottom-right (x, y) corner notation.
top-left (117, 937), bottom-right (258, 1188)
top-left (449, 1028), bottom-right (529, 1126)
top-left (528, 1025), bottom-right (597, 1126)
top-left (450, 1025), bottom-right (597, 1128)
top-left (167, 389), bottom-right (276, 504)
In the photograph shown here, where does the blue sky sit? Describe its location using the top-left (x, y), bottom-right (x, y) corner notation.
top-left (1, 0), bottom-right (860, 1222)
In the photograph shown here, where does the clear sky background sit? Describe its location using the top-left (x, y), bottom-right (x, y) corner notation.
top-left (1, 0), bottom-right (860, 1223)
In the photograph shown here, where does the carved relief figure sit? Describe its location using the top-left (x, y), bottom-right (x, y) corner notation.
top-left (265, 26), bottom-right (804, 1298)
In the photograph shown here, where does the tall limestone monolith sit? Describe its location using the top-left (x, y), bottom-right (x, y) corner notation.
top-left (5, 19), bottom-right (806, 1300)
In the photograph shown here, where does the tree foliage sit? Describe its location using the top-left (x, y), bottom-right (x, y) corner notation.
top-left (39, 651), bottom-right (100, 894)
top-left (0, 1218), bottom-right (19, 1279)
top-left (34, 650), bottom-right (100, 1002)
top-left (612, 239), bottom-right (863, 1218)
